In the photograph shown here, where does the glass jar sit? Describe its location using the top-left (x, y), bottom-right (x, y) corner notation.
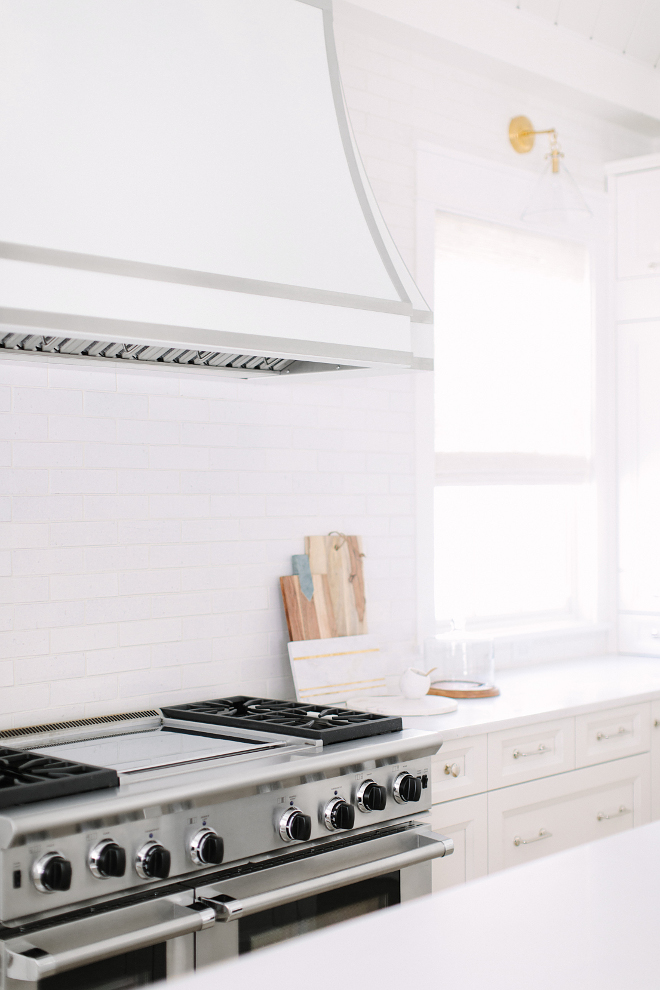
top-left (424, 632), bottom-right (498, 698)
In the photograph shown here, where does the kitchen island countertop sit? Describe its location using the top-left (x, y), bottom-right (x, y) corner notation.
top-left (168, 817), bottom-right (660, 990)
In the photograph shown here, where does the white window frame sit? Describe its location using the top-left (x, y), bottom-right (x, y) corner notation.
top-left (413, 143), bottom-right (615, 661)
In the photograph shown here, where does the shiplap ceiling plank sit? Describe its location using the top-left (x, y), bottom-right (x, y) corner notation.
top-left (491, 0), bottom-right (660, 68)
top-left (590, 0), bottom-right (646, 51)
top-left (626, 1), bottom-right (660, 67)
top-left (556, 0), bottom-right (609, 37)
top-left (520, 0), bottom-right (561, 24)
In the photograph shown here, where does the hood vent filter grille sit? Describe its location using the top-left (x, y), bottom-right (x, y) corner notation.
top-left (0, 332), bottom-right (335, 376)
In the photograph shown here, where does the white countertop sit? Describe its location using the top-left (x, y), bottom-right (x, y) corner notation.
top-left (169, 819), bottom-right (660, 990)
top-left (405, 653), bottom-right (660, 739)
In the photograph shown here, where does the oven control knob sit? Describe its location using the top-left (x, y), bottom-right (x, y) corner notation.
top-left (393, 772), bottom-right (423, 805)
top-left (324, 798), bottom-right (355, 832)
top-left (279, 807), bottom-right (312, 843)
top-left (89, 839), bottom-right (126, 879)
top-left (32, 852), bottom-right (72, 893)
top-left (135, 841), bottom-right (171, 880)
top-left (356, 779), bottom-right (387, 813)
top-left (190, 828), bottom-right (224, 867)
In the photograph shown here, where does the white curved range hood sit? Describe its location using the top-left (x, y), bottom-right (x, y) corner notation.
top-left (0, 0), bottom-right (432, 379)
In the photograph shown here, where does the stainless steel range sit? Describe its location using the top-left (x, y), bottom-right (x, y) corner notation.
top-left (0, 698), bottom-right (452, 990)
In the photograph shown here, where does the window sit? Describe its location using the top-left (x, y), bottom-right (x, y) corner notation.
top-left (434, 213), bottom-right (596, 629)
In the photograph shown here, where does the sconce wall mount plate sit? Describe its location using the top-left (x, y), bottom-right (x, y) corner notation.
top-left (509, 115), bottom-right (535, 154)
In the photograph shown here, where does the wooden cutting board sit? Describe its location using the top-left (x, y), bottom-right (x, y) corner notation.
top-left (305, 534), bottom-right (367, 637)
top-left (280, 574), bottom-right (337, 641)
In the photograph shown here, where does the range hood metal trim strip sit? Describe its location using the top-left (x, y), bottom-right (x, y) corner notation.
top-left (0, 308), bottom-right (415, 367)
top-left (0, 242), bottom-right (410, 318)
top-left (321, 7), bottom-right (411, 309)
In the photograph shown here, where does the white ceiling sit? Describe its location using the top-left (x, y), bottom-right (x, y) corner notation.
top-left (493, 0), bottom-right (660, 68)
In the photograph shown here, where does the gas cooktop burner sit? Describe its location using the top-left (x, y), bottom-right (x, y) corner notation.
top-left (0, 746), bottom-right (119, 810)
top-left (161, 696), bottom-right (403, 742)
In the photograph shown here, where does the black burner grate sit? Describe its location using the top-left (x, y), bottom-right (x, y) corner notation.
top-left (0, 747), bottom-right (119, 809)
top-left (161, 697), bottom-right (402, 742)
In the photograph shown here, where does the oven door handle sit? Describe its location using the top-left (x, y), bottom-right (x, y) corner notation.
top-left (3, 901), bottom-right (216, 983)
top-left (201, 828), bottom-right (453, 922)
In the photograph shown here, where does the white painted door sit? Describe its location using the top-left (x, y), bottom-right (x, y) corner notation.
top-left (431, 794), bottom-right (488, 892)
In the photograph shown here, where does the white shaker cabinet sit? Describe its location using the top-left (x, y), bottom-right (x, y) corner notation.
top-left (487, 754), bottom-right (649, 873)
top-left (618, 321), bottom-right (660, 622)
top-left (431, 794), bottom-right (488, 891)
top-left (609, 155), bottom-right (660, 645)
top-left (616, 168), bottom-right (660, 278)
top-left (430, 699), bottom-right (656, 893)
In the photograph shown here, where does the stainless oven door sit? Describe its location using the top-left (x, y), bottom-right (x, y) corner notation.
top-left (0, 892), bottom-right (215, 990)
top-left (194, 820), bottom-right (452, 967)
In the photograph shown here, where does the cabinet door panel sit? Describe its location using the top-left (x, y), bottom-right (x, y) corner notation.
top-left (488, 755), bottom-right (650, 873)
top-left (618, 323), bottom-right (660, 614)
top-left (431, 734), bottom-right (487, 803)
top-left (575, 703), bottom-right (650, 767)
top-left (616, 168), bottom-right (660, 278)
top-left (488, 718), bottom-right (575, 789)
top-left (431, 794), bottom-right (488, 893)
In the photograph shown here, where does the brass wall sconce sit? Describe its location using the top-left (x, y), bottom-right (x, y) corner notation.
top-left (508, 115), bottom-right (591, 222)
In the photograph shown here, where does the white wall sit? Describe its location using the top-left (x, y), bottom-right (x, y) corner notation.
top-left (0, 3), bottom-right (655, 729)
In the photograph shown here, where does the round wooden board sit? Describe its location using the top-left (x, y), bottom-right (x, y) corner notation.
top-left (429, 680), bottom-right (500, 699)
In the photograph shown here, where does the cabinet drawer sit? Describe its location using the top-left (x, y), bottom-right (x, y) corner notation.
top-left (575, 703), bottom-right (650, 768)
top-left (619, 614), bottom-right (660, 656)
top-left (431, 734), bottom-right (487, 802)
top-left (488, 718), bottom-right (575, 789)
top-left (488, 754), bottom-right (650, 873)
top-left (431, 794), bottom-right (488, 893)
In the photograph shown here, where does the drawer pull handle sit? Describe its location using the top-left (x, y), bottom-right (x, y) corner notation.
top-left (444, 763), bottom-right (460, 777)
top-left (654, 720), bottom-right (660, 728)
top-left (597, 805), bottom-right (631, 822)
top-left (513, 828), bottom-right (552, 847)
top-left (512, 744), bottom-right (548, 759)
top-left (596, 728), bottom-right (629, 741)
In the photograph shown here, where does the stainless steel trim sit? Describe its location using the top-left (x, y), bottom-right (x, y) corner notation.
top-left (88, 838), bottom-right (116, 880)
top-left (189, 827), bottom-right (220, 866)
top-left (0, 242), bottom-right (409, 316)
top-left (3, 900), bottom-right (216, 982)
top-left (201, 828), bottom-right (452, 922)
top-left (0, 711), bottom-right (161, 750)
top-left (30, 852), bottom-right (67, 894)
top-left (356, 779), bottom-right (376, 812)
top-left (278, 807), bottom-right (304, 843)
top-left (320, 11), bottom-right (410, 306)
top-left (135, 841), bottom-right (165, 880)
top-left (392, 771), bottom-right (417, 805)
top-left (323, 796), bottom-right (352, 832)
top-left (0, 310), bottom-right (414, 370)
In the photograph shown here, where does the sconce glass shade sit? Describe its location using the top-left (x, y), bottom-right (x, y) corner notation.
top-left (522, 158), bottom-right (592, 224)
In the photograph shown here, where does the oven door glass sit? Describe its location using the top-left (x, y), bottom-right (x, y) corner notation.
top-left (39, 945), bottom-right (166, 990)
top-left (238, 872), bottom-right (399, 955)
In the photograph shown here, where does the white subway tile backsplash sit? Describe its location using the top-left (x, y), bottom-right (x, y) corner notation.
top-left (50, 623), bottom-right (118, 654)
top-left (119, 617), bottom-right (182, 647)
